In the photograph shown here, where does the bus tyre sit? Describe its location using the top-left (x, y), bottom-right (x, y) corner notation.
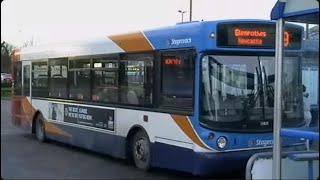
top-left (132, 130), bottom-right (151, 171)
top-left (35, 114), bottom-right (46, 142)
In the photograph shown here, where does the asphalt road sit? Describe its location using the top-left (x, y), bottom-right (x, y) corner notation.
top-left (1, 100), bottom-right (242, 179)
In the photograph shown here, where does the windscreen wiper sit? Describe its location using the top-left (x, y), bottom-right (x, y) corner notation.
top-left (257, 66), bottom-right (265, 122)
top-left (262, 66), bottom-right (274, 107)
top-left (242, 62), bottom-right (266, 122)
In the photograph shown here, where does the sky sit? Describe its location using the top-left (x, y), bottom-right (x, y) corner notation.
top-left (1, 0), bottom-right (277, 47)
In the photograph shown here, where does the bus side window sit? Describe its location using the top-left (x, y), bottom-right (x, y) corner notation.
top-left (119, 53), bottom-right (153, 106)
top-left (68, 59), bottom-right (91, 101)
top-left (49, 58), bottom-right (68, 99)
top-left (92, 58), bottom-right (119, 103)
top-left (160, 51), bottom-right (195, 111)
top-left (32, 60), bottom-right (48, 97)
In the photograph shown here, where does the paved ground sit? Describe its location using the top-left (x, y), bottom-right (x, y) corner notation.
top-left (1, 100), bottom-right (242, 179)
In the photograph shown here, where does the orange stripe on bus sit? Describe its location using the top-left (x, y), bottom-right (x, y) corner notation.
top-left (44, 121), bottom-right (72, 138)
top-left (21, 97), bottom-right (36, 125)
top-left (108, 32), bottom-right (153, 52)
top-left (12, 96), bottom-right (71, 138)
top-left (11, 96), bottom-right (35, 126)
top-left (171, 115), bottom-right (210, 150)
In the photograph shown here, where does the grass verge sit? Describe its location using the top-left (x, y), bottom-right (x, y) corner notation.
top-left (1, 87), bottom-right (12, 100)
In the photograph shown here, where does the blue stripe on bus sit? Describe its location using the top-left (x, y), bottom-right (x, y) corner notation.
top-left (44, 122), bottom-right (305, 176)
top-left (45, 123), bottom-right (249, 175)
top-left (46, 119), bottom-right (304, 161)
top-left (46, 124), bottom-right (126, 159)
top-left (187, 116), bottom-right (304, 150)
top-left (151, 142), bottom-right (195, 173)
top-left (151, 141), bottom-right (274, 175)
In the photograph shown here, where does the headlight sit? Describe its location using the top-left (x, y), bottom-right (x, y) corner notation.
top-left (217, 136), bottom-right (227, 149)
top-left (210, 32), bottom-right (216, 38)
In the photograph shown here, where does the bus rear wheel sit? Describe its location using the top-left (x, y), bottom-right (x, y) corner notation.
top-left (35, 114), bottom-right (46, 142)
top-left (132, 130), bottom-right (151, 171)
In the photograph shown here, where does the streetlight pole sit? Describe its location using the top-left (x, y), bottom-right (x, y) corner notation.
top-left (190, 0), bottom-right (192, 21)
top-left (178, 10), bottom-right (186, 22)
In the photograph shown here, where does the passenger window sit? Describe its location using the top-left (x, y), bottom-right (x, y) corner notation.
top-left (92, 57), bottom-right (119, 103)
top-left (161, 51), bottom-right (194, 110)
top-left (119, 54), bottom-right (153, 106)
top-left (68, 59), bottom-right (91, 101)
top-left (32, 61), bottom-right (48, 97)
top-left (49, 58), bottom-right (68, 98)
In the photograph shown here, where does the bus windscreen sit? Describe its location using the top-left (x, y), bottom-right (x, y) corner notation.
top-left (217, 22), bottom-right (302, 49)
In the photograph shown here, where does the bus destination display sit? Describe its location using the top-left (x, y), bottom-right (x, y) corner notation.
top-left (217, 23), bottom-right (302, 49)
top-left (164, 57), bottom-right (181, 65)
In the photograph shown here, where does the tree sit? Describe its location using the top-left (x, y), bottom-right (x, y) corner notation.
top-left (21, 38), bottom-right (34, 48)
top-left (1, 41), bottom-right (14, 56)
top-left (1, 41), bottom-right (15, 73)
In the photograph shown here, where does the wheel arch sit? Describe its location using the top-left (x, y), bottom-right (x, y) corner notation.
top-left (125, 125), bottom-right (149, 160)
top-left (31, 110), bottom-right (42, 134)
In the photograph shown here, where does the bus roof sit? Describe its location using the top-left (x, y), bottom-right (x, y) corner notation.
top-left (19, 19), bottom-right (293, 60)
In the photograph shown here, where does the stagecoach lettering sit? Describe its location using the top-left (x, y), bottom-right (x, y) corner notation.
top-left (256, 139), bottom-right (273, 147)
top-left (249, 138), bottom-right (274, 147)
top-left (168, 38), bottom-right (192, 46)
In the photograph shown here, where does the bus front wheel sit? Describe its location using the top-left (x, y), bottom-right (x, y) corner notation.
top-left (35, 114), bottom-right (46, 142)
top-left (132, 130), bottom-right (151, 171)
